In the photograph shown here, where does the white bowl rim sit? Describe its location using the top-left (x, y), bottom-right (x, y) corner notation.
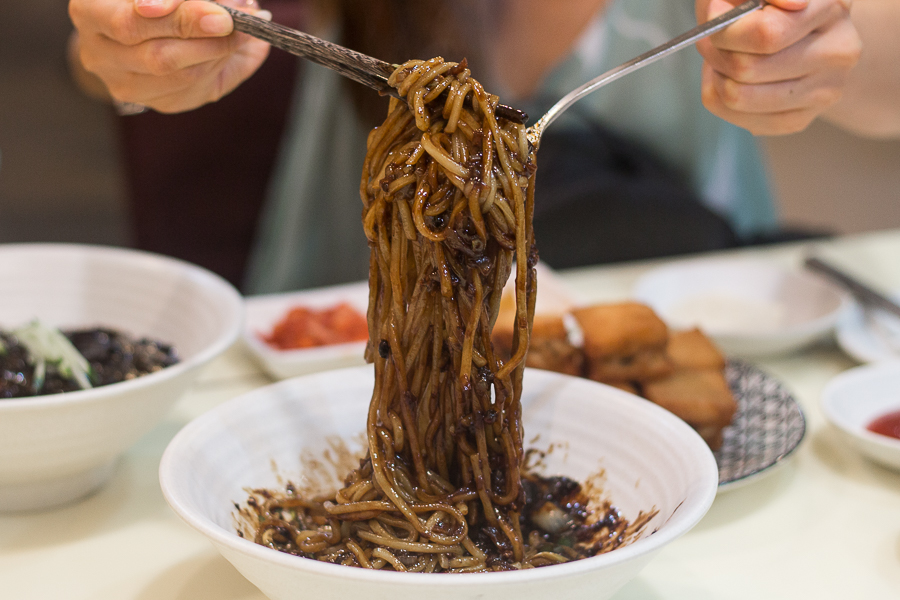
top-left (160, 366), bottom-right (719, 586)
top-left (633, 257), bottom-right (849, 341)
top-left (0, 243), bottom-right (244, 412)
top-left (820, 360), bottom-right (900, 451)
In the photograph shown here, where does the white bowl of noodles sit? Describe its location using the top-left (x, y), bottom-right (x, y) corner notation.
top-left (160, 366), bottom-right (718, 600)
top-left (0, 243), bottom-right (243, 511)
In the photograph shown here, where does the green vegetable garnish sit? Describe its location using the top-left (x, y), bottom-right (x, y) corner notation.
top-left (13, 320), bottom-right (94, 391)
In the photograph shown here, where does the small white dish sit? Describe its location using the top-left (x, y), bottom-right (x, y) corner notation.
top-left (242, 281), bottom-right (370, 380)
top-left (821, 361), bottom-right (900, 471)
top-left (633, 258), bottom-right (849, 357)
top-left (160, 367), bottom-right (718, 600)
top-left (0, 243), bottom-right (243, 511)
top-left (244, 263), bottom-right (575, 380)
top-left (835, 291), bottom-right (900, 363)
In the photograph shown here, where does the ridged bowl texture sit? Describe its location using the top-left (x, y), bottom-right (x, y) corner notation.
top-left (0, 244), bottom-right (243, 511)
top-left (161, 366), bottom-right (718, 600)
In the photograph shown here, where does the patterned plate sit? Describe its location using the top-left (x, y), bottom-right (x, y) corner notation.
top-left (716, 361), bottom-right (806, 490)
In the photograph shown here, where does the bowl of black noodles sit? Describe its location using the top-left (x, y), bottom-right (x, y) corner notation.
top-left (160, 365), bottom-right (718, 600)
top-left (0, 243), bottom-right (242, 511)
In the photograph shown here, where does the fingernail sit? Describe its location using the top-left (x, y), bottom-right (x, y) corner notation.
top-left (200, 14), bottom-right (232, 34)
top-left (136, 0), bottom-right (165, 6)
top-left (255, 9), bottom-right (272, 21)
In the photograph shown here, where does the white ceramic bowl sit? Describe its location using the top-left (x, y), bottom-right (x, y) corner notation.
top-left (0, 243), bottom-right (243, 511)
top-left (634, 258), bottom-right (848, 357)
top-left (821, 361), bottom-right (900, 471)
top-left (160, 367), bottom-right (718, 600)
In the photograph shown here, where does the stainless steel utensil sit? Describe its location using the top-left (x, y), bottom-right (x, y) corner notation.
top-left (805, 256), bottom-right (900, 320)
top-left (526, 0), bottom-right (764, 143)
top-left (806, 256), bottom-right (900, 355)
top-left (217, 0), bottom-right (764, 138)
top-left (216, 3), bottom-right (528, 124)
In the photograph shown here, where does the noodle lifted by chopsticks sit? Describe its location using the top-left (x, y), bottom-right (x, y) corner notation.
top-left (355, 56), bottom-right (537, 570)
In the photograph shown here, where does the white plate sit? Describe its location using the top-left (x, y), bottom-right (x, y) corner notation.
top-left (835, 291), bottom-right (900, 363)
top-left (821, 361), bottom-right (900, 471)
top-left (242, 282), bottom-right (370, 380)
top-left (633, 258), bottom-right (849, 357)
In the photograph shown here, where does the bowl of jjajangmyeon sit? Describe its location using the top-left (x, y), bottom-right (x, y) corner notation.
top-left (0, 244), bottom-right (243, 511)
top-left (162, 54), bottom-right (715, 598)
top-left (160, 366), bottom-right (718, 600)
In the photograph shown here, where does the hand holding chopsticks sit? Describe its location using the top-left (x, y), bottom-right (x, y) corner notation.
top-left (216, 0), bottom-right (764, 138)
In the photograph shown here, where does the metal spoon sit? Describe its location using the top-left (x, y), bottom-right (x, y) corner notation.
top-left (217, 0), bottom-right (764, 137)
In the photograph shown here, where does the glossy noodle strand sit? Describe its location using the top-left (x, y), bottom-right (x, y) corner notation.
top-left (242, 58), bottom-right (645, 572)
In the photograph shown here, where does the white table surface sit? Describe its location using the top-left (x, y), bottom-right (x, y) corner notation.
top-left (3, 229), bottom-right (899, 600)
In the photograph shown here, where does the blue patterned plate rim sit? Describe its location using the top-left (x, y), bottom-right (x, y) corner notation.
top-left (715, 360), bottom-right (807, 489)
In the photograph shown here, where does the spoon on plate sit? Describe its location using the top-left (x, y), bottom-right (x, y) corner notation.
top-left (216, 0), bottom-right (764, 140)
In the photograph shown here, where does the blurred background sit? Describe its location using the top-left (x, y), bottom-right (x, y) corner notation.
top-left (0, 1), bottom-right (129, 247)
top-left (2, 1), bottom-right (899, 266)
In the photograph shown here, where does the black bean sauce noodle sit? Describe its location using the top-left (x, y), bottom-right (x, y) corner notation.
top-left (241, 58), bottom-right (654, 572)
top-left (0, 328), bottom-right (178, 399)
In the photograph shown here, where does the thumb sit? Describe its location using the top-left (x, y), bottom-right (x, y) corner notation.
top-left (133, 0), bottom-right (183, 19)
top-left (704, 0), bottom-right (810, 21)
top-left (758, 0), bottom-right (810, 11)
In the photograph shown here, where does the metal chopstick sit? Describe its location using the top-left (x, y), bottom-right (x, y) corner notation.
top-left (217, 4), bottom-right (529, 124)
top-left (805, 256), bottom-right (900, 320)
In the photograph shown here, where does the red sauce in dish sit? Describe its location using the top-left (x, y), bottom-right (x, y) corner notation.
top-left (262, 302), bottom-right (368, 350)
top-left (866, 409), bottom-right (900, 441)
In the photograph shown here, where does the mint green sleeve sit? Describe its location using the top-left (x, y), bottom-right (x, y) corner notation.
top-left (525, 0), bottom-right (778, 238)
top-left (246, 0), bottom-right (778, 294)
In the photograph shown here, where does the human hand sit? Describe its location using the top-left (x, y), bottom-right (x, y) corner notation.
top-left (695, 0), bottom-right (862, 135)
top-left (68, 0), bottom-right (272, 113)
